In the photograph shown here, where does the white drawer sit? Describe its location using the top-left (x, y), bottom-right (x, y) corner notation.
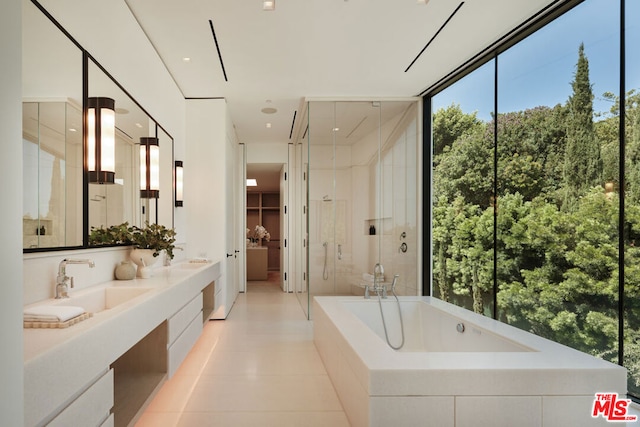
top-left (48, 369), bottom-right (113, 427)
top-left (168, 293), bottom-right (203, 346)
top-left (167, 314), bottom-right (202, 378)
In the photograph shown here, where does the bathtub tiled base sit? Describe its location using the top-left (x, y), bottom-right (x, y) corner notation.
top-left (313, 296), bottom-right (628, 427)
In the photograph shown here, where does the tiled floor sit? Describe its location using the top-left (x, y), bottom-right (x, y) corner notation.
top-left (136, 275), bottom-right (350, 426)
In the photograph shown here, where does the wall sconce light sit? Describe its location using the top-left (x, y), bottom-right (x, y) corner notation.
top-left (87, 97), bottom-right (116, 184)
top-left (175, 160), bottom-right (184, 207)
top-left (140, 137), bottom-right (160, 198)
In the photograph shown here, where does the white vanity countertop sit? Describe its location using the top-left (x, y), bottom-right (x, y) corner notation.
top-left (23, 261), bottom-right (220, 427)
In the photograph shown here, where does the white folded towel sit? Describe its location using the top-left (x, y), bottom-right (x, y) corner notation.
top-left (23, 305), bottom-right (86, 323)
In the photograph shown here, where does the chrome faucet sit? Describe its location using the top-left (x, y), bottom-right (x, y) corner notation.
top-left (365, 263), bottom-right (387, 299)
top-left (55, 258), bottom-right (95, 299)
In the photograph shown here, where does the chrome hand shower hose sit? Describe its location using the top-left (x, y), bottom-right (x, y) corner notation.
top-left (322, 242), bottom-right (329, 280)
top-left (377, 274), bottom-right (405, 350)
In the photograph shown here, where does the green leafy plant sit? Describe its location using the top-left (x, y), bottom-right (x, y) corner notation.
top-left (130, 222), bottom-right (177, 259)
top-left (89, 222), bottom-right (135, 246)
top-left (89, 221), bottom-right (176, 259)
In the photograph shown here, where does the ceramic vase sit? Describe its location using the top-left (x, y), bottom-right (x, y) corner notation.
top-left (130, 248), bottom-right (157, 278)
top-left (115, 260), bottom-right (136, 280)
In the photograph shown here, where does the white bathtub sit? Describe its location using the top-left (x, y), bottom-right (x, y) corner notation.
top-left (313, 296), bottom-right (628, 427)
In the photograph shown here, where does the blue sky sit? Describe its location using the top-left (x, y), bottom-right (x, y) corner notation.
top-left (432, 0), bottom-right (639, 122)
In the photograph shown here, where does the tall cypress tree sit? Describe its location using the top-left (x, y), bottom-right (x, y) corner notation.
top-left (564, 43), bottom-right (602, 208)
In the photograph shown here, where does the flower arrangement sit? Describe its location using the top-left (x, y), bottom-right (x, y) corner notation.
top-left (246, 225), bottom-right (270, 245)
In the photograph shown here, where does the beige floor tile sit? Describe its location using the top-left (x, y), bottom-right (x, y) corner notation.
top-left (176, 411), bottom-right (350, 427)
top-left (144, 374), bottom-right (203, 413)
top-left (203, 345), bottom-right (326, 376)
top-left (135, 411), bottom-right (181, 426)
top-left (137, 278), bottom-right (349, 426)
top-left (183, 375), bottom-right (343, 412)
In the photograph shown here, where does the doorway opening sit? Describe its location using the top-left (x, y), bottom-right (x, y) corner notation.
top-left (246, 163), bottom-right (285, 291)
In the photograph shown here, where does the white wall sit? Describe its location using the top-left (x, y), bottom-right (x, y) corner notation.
top-left (0, 0), bottom-right (24, 424)
top-left (186, 99), bottom-right (238, 318)
top-left (246, 142), bottom-right (288, 164)
top-left (185, 99), bottom-right (227, 261)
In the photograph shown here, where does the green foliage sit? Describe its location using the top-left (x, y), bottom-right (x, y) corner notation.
top-left (88, 222), bottom-right (177, 259)
top-left (432, 103), bottom-right (483, 157)
top-left (131, 222), bottom-right (177, 259)
top-left (563, 43), bottom-right (602, 206)
top-left (433, 128), bottom-right (494, 209)
top-left (89, 222), bottom-right (135, 246)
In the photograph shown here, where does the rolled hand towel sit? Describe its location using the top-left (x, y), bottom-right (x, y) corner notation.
top-left (24, 305), bottom-right (86, 323)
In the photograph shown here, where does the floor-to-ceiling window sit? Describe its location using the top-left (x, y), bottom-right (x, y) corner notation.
top-left (431, 61), bottom-right (495, 316)
top-left (496, 0), bottom-right (620, 368)
top-left (430, 0), bottom-right (640, 400)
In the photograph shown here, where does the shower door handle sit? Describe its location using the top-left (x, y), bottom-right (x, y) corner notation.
top-left (337, 244), bottom-right (342, 260)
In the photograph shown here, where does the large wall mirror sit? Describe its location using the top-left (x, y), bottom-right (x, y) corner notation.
top-left (22, 0), bottom-right (83, 249)
top-left (22, 0), bottom-right (174, 251)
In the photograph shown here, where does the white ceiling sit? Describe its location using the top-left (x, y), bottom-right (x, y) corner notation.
top-left (124, 0), bottom-right (558, 145)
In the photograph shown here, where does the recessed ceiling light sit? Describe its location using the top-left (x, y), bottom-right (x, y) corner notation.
top-left (263, 0), bottom-right (275, 11)
top-left (183, 57), bottom-right (191, 62)
top-left (115, 108), bottom-right (129, 115)
top-left (333, 127), bottom-right (340, 132)
top-left (68, 128), bottom-right (77, 132)
top-left (261, 107), bottom-right (277, 114)
top-left (135, 123), bottom-right (143, 128)
top-left (247, 179), bottom-right (257, 186)
top-left (266, 123), bottom-right (272, 128)
top-left (417, 0), bottom-right (430, 4)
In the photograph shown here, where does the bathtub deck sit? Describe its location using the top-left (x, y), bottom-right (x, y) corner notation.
top-left (313, 296), bottom-right (628, 427)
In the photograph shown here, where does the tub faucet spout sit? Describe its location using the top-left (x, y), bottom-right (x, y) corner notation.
top-left (372, 263), bottom-right (387, 299)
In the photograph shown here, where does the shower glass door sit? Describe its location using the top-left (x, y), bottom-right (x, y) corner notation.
top-left (297, 99), bottom-right (421, 318)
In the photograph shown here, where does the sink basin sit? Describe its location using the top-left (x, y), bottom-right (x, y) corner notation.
top-left (54, 286), bottom-right (153, 313)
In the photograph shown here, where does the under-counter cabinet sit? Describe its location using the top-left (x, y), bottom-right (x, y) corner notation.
top-left (167, 293), bottom-right (203, 377)
top-left (23, 261), bottom-right (222, 427)
top-left (48, 369), bottom-right (114, 427)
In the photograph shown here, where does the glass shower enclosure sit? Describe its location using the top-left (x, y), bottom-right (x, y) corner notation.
top-left (294, 99), bottom-right (422, 318)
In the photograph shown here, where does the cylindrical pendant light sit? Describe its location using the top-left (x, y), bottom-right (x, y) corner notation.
top-left (140, 137), bottom-right (160, 198)
top-left (87, 97), bottom-right (115, 184)
top-left (175, 160), bottom-right (184, 207)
